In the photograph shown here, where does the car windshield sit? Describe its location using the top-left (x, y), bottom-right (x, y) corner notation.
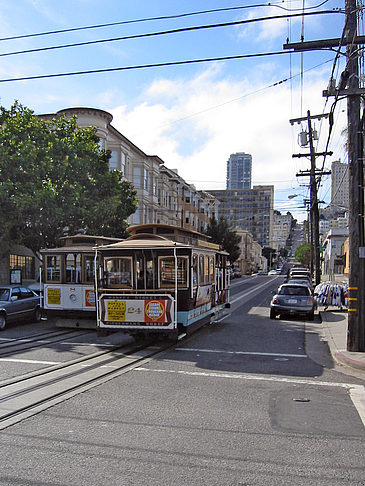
top-left (279, 286), bottom-right (309, 296)
top-left (0, 288), bottom-right (10, 301)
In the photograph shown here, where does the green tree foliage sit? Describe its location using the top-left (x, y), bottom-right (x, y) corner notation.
top-left (204, 216), bottom-right (241, 264)
top-left (262, 247), bottom-right (277, 267)
top-left (295, 242), bottom-right (311, 266)
top-left (0, 102), bottom-right (137, 254)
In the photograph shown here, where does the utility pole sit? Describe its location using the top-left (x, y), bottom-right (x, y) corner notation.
top-left (346, 0), bottom-right (365, 352)
top-left (285, 3), bottom-right (365, 350)
top-left (290, 112), bottom-right (332, 286)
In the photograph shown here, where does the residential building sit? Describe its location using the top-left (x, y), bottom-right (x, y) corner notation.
top-left (330, 160), bottom-right (349, 211)
top-left (322, 228), bottom-right (349, 279)
top-left (272, 211), bottom-right (293, 251)
top-left (40, 108), bottom-right (218, 234)
top-left (208, 186), bottom-right (274, 248)
top-left (235, 229), bottom-right (263, 274)
top-left (226, 152), bottom-right (252, 189)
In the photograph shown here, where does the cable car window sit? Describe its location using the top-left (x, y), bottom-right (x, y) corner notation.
top-left (205, 255), bottom-right (209, 284)
top-left (66, 253), bottom-right (81, 283)
top-left (105, 257), bottom-right (132, 287)
top-left (159, 257), bottom-right (188, 288)
top-left (45, 255), bottom-right (61, 282)
top-left (192, 254), bottom-right (198, 286)
top-left (209, 256), bottom-right (215, 283)
top-left (84, 255), bottom-right (94, 283)
top-left (199, 255), bottom-right (204, 285)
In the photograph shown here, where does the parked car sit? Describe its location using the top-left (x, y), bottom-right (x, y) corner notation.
top-left (268, 270), bottom-right (278, 275)
top-left (270, 283), bottom-right (315, 320)
top-left (286, 278), bottom-right (314, 293)
top-left (232, 268), bottom-right (242, 279)
top-left (0, 285), bottom-right (42, 330)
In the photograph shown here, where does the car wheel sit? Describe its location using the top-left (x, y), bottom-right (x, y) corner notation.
top-left (270, 308), bottom-right (276, 319)
top-left (0, 313), bottom-right (6, 331)
top-left (34, 306), bottom-right (42, 322)
top-left (307, 311), bottom-right (314, 321)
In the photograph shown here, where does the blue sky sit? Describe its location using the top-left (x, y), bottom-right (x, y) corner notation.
top-left (0, 0), bottom-right (348, 221)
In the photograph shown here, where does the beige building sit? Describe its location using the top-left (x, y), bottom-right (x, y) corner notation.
top-left (235, 229), bottom-right (263, 274)
top-left (208, 186), bottom-right (274, 248)
top-left (272, 212), bottom-right (293, 251)
top-left (41, 107), bottom-right (218, 233)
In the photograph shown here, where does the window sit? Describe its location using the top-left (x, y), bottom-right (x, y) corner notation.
top-left (105, 257), bottom-right (132, 287)
top-left (209, 256), bottom-right (215, 283)
top-left (204, 255), bottom-right (209, 284)
top-left (134, 167), bottom-right (142, 189)
top-left (84, 255), bottom-right (95, 283)
top-left (159, 257), bottom-right (188, 288)
top-left (109, 150), bottom-right (119, 170)
top-left (10, 254), bottom-right (35, 279)
top-left (199, 255), bottom-right (205, 285)
top-left (121, 152), bottom-right (126, 176)
top-left (65, 253), bottom-right (82, 283)
top-left (192, 254), bottom-right (198, 286)
top-left (45, 255), bottom-right (61, 282)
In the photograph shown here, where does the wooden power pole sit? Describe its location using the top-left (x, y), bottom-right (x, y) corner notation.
top-left (290, 112), bottom-right (332, 287)
top-left (285, 0), bottom-right (365, 351)
top-left (346, 0), bottom-right (365, 352)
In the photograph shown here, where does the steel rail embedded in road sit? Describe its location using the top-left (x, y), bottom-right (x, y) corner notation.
top-left (0, 337), bottom-right (179, 430)
top-left (0, 329), bottom-right (92, 356)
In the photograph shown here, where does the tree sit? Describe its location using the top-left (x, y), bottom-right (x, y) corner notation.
top-left (0, 102), bottom-right (137, 255)
top-left (295, 243), bottom-right (311, 266)
top-left (262, 247), bottom-right (276, 268)
top-left (204, 216), bottom-right (241, 264)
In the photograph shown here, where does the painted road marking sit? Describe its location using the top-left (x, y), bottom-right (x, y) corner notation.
top-left (175, 347), bottom-right (307, 358)
top-left (135, 367), bottom-right (365, 427)
top-left (0, 358), bottom-right (60, 365)
top-left (231, 279), bottom-right (277, 305)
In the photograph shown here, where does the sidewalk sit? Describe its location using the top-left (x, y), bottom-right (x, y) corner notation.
top-left (319, 309), bottom-right (365, 373)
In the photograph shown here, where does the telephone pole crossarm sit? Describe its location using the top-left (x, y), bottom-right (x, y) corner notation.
top-left (293, 152), bottom-right (333, 158)
top-left (283, 35), bottom-right (365, 51)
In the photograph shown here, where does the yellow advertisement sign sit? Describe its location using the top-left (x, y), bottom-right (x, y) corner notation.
top-left (106, 300), bottom-right (126, 321)
top-left (47, 287), bottom-right (61, 305)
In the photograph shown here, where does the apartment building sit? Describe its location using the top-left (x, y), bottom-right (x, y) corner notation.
top-left (226, 152), bottom-right (252, 189)
top-left (272, 212), bottom-right (293, 251)
top-left (208, 185), bottom-right (274, 248)
top-left (41, 107), bottom-right (218, 233)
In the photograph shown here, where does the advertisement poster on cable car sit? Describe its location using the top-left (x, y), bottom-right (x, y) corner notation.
top-left (99, 295), bottom-right (174, 327)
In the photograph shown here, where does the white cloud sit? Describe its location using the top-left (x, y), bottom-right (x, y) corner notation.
top-left (109, 64), bottom-right (346, 222)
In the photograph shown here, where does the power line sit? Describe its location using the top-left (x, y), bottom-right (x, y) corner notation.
top-left (0, 10), bottom-right (342, 59)
top-left (0, 0), bottom-right (333, 43)
top-left (0, 51), bottom-right (289, 84)
top-left (0, 50), bottom-right (335, 85)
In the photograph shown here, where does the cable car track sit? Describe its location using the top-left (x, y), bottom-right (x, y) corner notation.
top-left (0, 328), bottom-right (92, 356)
top-left (0, 336), bottom-right (181, 430)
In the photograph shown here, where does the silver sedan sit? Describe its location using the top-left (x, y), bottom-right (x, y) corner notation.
top-left (0, 285), bottom-right (42, 330)
top-left (270, 283), bottom-right (315, 321)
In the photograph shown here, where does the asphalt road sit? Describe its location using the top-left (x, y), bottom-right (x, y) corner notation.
top-left (0, 276), bottom-right (364, 486)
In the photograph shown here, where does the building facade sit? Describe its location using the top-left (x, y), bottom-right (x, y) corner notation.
top-left (208, 186), bottom-right (274, 248)
top-left (41, 108), bottom-right (219, 234)
top-left (226, 152), bottom-right (252, 189)
top-left (330, 160), bottom-right (349, 211)
top-left (272, 212), bottom-right (293, 251)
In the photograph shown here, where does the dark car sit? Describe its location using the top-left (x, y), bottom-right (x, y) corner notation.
top-left (0, 285), bottom-right (42, 330)
top-left (270, 283), bottom-right (315, 321)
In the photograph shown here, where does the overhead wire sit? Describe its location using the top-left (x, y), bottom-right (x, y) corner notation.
top-left (0, 10), bottom-right (342, 59)
top-left (0, 0), bottom-right (334, 43)
top-left (0, 51), bottom-right (336, 84)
